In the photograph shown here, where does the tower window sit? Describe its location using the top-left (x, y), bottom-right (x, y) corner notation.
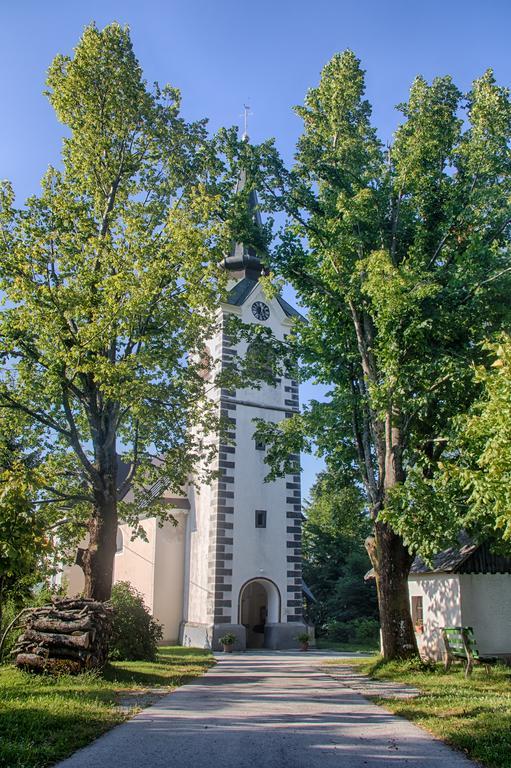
top-left (255, 510), bottom-right (267, 528)
top-left (255, 438), bottom-right (266, 451)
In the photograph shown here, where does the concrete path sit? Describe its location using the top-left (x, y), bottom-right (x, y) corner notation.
top-left (57, 651), bottom-right (476, 768)
top-left (323, 663), bottom-right (422, 699)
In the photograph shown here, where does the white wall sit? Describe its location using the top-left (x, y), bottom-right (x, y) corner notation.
top-left (184, 401), bottom-right (217, 625)
top-left (153, 514), bottom-right (188, 643)
top-left (459, 574), bottom-right (511, 655)
top-left (114, 518), bottom-right (157, 613)
top-left (408, 575), bottom-right (461, 660)
top-left (63, 563), bottom-right (85, 596)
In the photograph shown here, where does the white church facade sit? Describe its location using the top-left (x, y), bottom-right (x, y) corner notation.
top-left (64, 179), bottom-right (308, 650)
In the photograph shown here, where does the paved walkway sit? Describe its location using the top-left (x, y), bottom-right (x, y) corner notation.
top-left (323, 662), bottom-right (422, 699)
top-left (57, 651), bottom-right (476, 768)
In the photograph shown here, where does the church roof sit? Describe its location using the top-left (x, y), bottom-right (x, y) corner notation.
top-left (225, 275), bottom-right (306, 322)
top-left (227, 276), bottom-right (259, 305)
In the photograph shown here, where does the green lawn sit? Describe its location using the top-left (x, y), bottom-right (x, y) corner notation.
top-left (0, 646), bottom-right (214, 768)
top-left (331, 655), bottom-right (511, 768)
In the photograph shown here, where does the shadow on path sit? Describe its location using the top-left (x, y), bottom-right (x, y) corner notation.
top-left (56, 652), bottom-right (477, 768)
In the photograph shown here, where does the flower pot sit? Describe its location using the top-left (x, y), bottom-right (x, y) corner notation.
top-left (223, 643), bottom-right (234, 653)
top-left (299, 642), bottom-right (309, 652)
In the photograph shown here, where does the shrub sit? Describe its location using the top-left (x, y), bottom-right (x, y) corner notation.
top-left (325, 617), bottom-right (380, 645)
top-left (109, 581), bottom-right (163, 661)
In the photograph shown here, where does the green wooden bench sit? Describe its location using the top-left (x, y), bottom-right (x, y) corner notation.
top-left (442, 626), bottom-right (498, 677)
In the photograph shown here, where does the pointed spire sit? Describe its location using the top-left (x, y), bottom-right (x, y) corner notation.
top-left (241, 104), bottom-right (252, 143)
top-left (223, 132), bottom-right (265, 280)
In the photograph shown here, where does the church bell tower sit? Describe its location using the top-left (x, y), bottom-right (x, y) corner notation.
top-left (180, 161), bottom-right (307, 650)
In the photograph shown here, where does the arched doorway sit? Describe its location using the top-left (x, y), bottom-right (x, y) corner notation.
top-left (239, 578), bottom-right (281, 648)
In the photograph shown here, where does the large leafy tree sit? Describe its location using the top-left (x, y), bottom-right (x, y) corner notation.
top-left (254, 52), bottom-right (511, 658)
top-left (0, 24), bottom-right (244, 600)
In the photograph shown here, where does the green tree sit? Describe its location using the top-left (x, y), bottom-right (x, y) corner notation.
top-left (254, 52), bottom-right (511, 658)
top-left (443, 337), bottom-right (511, 544)
top-left (302, 471), bottom-right (378, 631)
top-left (0, 23), bottom-right (244, 601)
top-left (0, 416), bottom-right (52, 627)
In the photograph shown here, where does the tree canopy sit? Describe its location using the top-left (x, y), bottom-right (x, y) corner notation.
top-left (441, 336), bottom-right (511, 544)
top-left (253, 50), bottom-right (511, 657)
top-left (0, 23), bottom-right (250, 599)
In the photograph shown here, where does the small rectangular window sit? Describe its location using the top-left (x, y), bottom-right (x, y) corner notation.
top-left (255, 510), bottom-right (267, 528)
top-left (255, 439), bottom-right (266, 451)
top-left (411, 595), bottom-right (424, 626)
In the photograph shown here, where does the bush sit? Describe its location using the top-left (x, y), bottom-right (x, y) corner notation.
top-left (324, 617), bottom-right (380, 645)
top-left (109, 581), bottom-right (163, 661)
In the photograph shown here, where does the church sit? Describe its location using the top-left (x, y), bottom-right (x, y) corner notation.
top-left (64, 170), bottom-right (308, 651)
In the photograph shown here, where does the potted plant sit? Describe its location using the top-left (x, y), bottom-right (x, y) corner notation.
top-left (219, 632), bottom-right (236, 652)
top-left (297, 632), bottom-right (310, 651)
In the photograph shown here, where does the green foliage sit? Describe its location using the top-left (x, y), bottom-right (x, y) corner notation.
top-left (324, 617), bottom-right (380, 645)
top-left (109, 581), bottom-right (163, 661)
top-left (251, 50), bottom-right (511, 559)
top-left (0, 22), bottom-right (231, 514)
top-left (0, 22), bottom-right (273, 597)
top-left (0, 413), bottom-right (72, 624)
top-left (219, 632), bottom-right (235, 645)
top-left (445, 337), bottom-right (511, 542)
top-left (0, 462), bottom-right (46, 613)
top-left (302, 471), bottom-right (379, 631)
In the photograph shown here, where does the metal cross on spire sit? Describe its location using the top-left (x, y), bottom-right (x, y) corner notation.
top-left (241, 103), bottom-right (252, 141)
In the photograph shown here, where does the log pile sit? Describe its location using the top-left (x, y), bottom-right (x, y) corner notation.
top-left (13, 598), bottom-right (113, 674)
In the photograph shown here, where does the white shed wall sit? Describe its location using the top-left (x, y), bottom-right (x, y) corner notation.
top-left (459, 573), bottom-right (511, 655)
top-left (408, 574), bottom-right (461, 660)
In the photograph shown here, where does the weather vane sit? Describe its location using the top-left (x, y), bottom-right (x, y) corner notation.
top-left (241, 103), bottom-right (252, 140)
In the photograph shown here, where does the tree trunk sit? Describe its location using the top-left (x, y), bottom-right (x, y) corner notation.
top-left (371, 409), bottom-right (418, 659)
top-left (82, 434), bottom-right (118, 601)
top-left (374, 520), bottom-right (417, 659)
top-left (83, 493), bottom-right (118, 601)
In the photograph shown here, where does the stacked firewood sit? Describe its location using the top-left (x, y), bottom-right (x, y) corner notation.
top-left (13, 597), bottom-right (113, 674)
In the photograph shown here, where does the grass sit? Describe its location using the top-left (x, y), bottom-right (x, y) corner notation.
top-left (0, 646), bottom-right (214, 768)
top-left (315, 637), bottom-right (379, 653)
top-left (329, 654), bottom-right (511, 768)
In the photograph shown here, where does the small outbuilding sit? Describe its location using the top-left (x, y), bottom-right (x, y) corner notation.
top-left (408, 535), bottom-right (511, 661)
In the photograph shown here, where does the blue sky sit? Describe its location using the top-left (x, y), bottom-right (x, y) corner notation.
top-left (1, 0), bottom-right (510, 496)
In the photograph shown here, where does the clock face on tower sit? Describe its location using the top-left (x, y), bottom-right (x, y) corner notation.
top-left (251, 301), bottom-right (270, 321)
